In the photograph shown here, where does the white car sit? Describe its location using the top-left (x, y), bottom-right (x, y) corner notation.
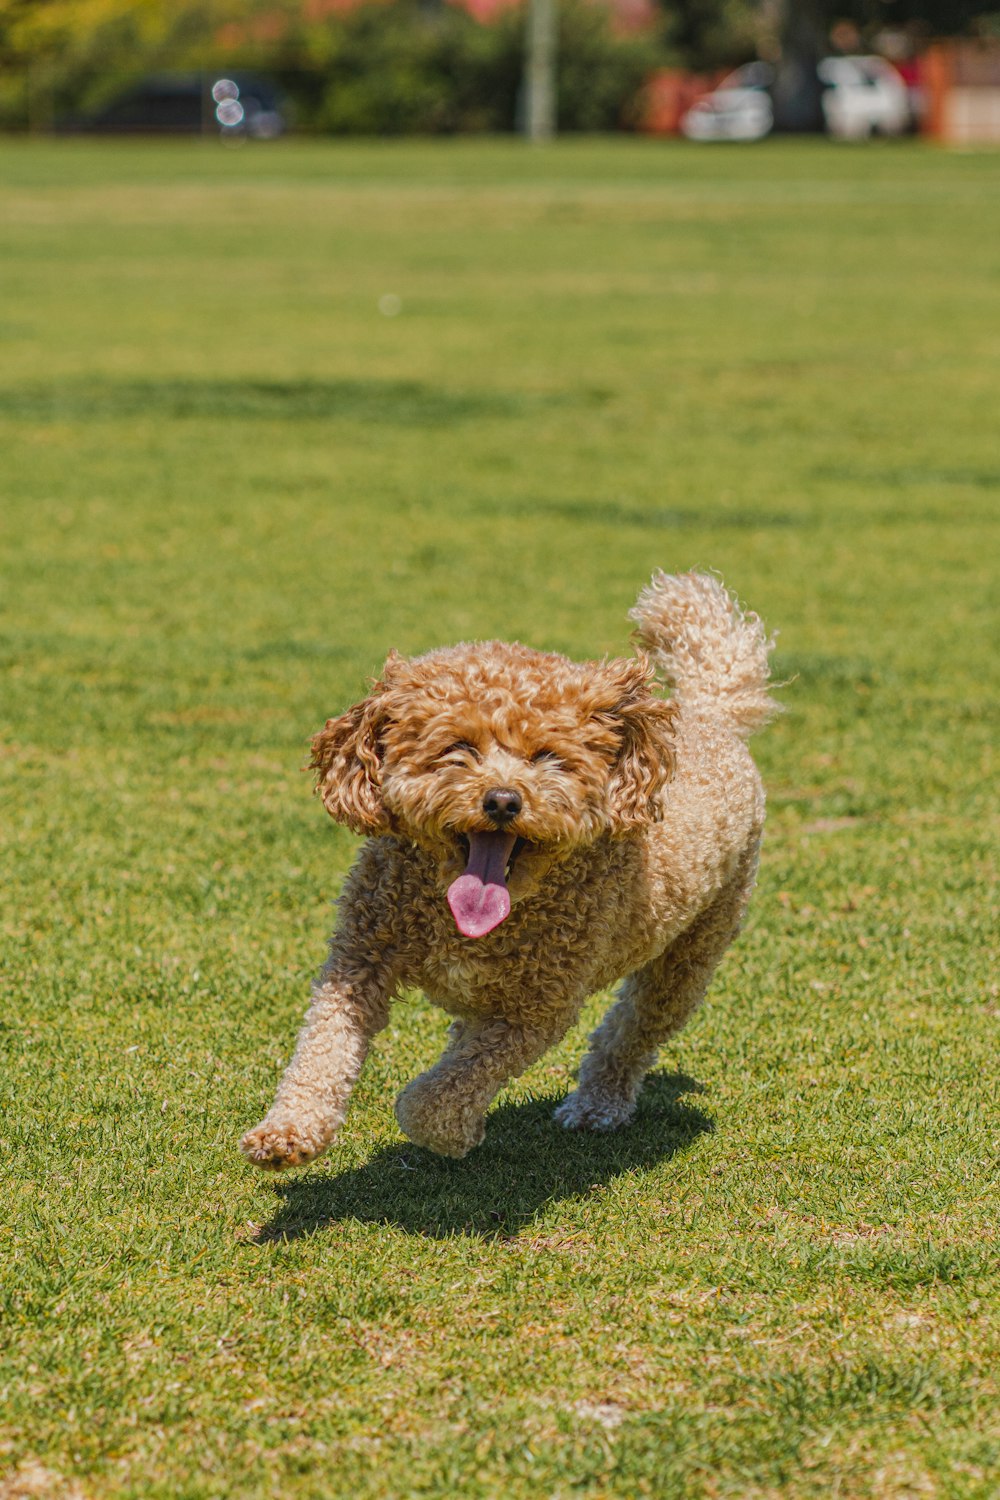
top-left (817, 56), bottom-right (910, 139)
top-left (681, 55), bottom-right (910, 143)
top-left (681, 63), bottom-right (775, 143)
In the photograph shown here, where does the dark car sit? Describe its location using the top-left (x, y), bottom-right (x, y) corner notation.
top-left (60, 73), bottom-right (285, 137)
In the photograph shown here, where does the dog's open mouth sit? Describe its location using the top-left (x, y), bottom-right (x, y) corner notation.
top-left (447, 831), bottom-right (527, 939)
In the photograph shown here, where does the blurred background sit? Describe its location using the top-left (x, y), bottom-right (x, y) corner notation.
top-left (1, 0), bottom-right (999, 145)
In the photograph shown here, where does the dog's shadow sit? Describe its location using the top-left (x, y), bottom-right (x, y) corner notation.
top-left (254, 1072), bottom-right (713, 1243)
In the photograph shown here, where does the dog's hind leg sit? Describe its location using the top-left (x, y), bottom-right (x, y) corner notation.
top-left (555, 850), bottom-right (758, 1132)
top-left (395, 1014), bottom-right (570, 1159)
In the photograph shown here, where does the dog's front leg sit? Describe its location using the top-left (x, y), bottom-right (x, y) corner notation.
top-left (241, 964), bottom-right (390, 1171)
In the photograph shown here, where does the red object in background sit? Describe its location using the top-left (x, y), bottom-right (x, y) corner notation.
top-left (894, 57), bottom-right (922, 90)
top-left (640, 68), bottom-right (718, 135)
top-left (921, 39), bottom-right (1000, 141)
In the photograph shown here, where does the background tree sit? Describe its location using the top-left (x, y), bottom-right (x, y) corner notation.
top-left (0, 0), bottom-right (256, 128)
top-left (651, 0), bottom-right (1000, 71)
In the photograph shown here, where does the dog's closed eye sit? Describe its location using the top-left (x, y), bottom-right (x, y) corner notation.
top-left (437, 741), bottom-right (482, 765)
top-left (530, 749), bottom-right (563, 767)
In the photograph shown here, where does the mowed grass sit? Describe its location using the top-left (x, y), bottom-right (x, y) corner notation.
top-left (0, 137), bottom-right (997, 1499)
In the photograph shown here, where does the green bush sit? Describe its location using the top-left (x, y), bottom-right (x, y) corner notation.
top-left (277, 2), bottom-right (662, 136)
top-left (290, 3), bottom-right (511, 135)
top-left (0, 0), bottom-right (664, 135)
top-left (545, 1), bottom-right (664, 131)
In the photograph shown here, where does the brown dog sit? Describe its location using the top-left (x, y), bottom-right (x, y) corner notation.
top-left (242, 571), bottom-right (776, 1166)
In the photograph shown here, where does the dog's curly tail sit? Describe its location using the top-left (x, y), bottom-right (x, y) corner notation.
top-left (629, 571), bottom-right (779, 739)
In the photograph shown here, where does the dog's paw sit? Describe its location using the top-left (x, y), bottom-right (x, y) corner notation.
top-left (394, 1083), bottom-right (485, 1159)
top-left (553, 1089), bottom-right (636, 1133)
top-left (240, 1116), bottom-right (329, 1171)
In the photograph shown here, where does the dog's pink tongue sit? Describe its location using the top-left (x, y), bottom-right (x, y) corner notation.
top-left (447, 831), bottom-right (517, 938)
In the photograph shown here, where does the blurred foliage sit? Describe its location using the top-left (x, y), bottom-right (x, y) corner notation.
top-left (271, 1), bottom-right (661, 135)
top-left (830, 0), bottom-right (1000, 38)
top-left (653, 0), bottom-right (759, 71)
top-left (2, 0), bottom-right (1000, 132)
top-left (0, 0), bottom-right (242, 126)
top-left (654, 0), bottom-right (1000, 69)
top-left (0, 0), bottom-right (661, 134)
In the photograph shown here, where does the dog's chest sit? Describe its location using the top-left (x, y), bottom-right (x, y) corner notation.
top-left (403, 885), bottom-right (583, 1017)
top-left (382, 832), bottom-right (686, 1018)
top-left (422, 954), bottom-right (496, 1012)
top-left (408, 872), bottom-right (657, 1023)
top-left (416, 930), bottom-right (568, 1017)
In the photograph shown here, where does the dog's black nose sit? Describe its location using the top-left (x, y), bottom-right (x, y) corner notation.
top-left (483, 787), bottom-right (522, 825)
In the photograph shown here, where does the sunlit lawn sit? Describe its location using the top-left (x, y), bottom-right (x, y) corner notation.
top-left (1, 136), bottom-right (997, 1498)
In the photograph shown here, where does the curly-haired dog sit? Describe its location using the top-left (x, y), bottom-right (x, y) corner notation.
top-left (242, 571), bottom-right (777, 1166)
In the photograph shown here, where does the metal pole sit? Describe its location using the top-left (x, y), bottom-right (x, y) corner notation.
top-left (524, 0), bottom-right (557, 141)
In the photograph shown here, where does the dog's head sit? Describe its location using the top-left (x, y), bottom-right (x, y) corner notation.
top-left (310, 642), bottom-right (676, 937)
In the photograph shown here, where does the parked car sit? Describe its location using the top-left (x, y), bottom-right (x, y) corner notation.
top-left (681, 63), bottom-right (775, 143)
top-left (817, 56), bottom-right (910, 139)
top-left (60, 74), bottom-right (285, 138)
top-left (681, 54), bottom-right (909, 142)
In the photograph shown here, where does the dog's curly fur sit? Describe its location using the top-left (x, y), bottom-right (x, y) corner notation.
top-left (242, 571), bottom-right (777, 1166)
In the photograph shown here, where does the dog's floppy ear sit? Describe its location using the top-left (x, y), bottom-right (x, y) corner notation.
top-left (600, 654), bottom-right (676, 830)
top-left (310, 656), bottom-right (403, 834)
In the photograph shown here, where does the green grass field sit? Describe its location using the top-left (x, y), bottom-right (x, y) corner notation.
top-left (1, 137), bottom-right (997, 1499)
